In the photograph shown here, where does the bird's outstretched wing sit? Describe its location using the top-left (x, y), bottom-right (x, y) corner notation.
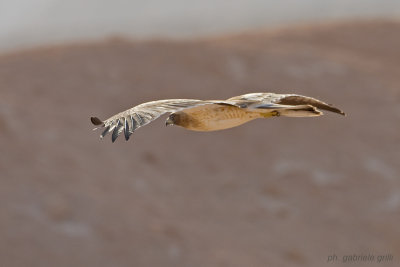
top-left (227, 93), bottom-right (346, 115)
top-left (91, 93), bottom-right (345, 142)
top-left (90, 99), bottom-right (231, 142)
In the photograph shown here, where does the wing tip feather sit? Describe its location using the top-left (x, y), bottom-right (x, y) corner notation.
top-left (329, 107), bottom-right (346, 116)
top-left (91, 117), bottom-right (104, 126)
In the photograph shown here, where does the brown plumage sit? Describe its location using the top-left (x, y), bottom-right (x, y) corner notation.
top-left (90, 93), bottom-right (345, 142)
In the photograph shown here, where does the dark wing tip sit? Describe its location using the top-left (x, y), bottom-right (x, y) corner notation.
top-left (91, 117), bottom-right (104, 126)
top-left (112, 128), bottom-right (119, 143)
top-left (124, 127), bottom-right (131, 141)
top-left (278, 95), bottom-right (346, 116)
top-left (327, 106), bottom-right (346, 116)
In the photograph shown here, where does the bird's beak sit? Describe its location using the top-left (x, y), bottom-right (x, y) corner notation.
top-left (165, 117), bottom-right (174, 126)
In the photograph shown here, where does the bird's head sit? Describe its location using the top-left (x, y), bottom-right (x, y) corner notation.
top-left (166, 113), bottom-right (180, 126)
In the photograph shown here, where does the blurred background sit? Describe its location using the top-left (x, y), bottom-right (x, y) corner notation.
top-left (1, 0), bottom-right (400, 52)
top-left (0, 1), bottom-right (399, 267)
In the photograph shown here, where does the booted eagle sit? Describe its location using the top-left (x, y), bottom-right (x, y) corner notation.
top-left (90, 92), bottom-right (345, 142)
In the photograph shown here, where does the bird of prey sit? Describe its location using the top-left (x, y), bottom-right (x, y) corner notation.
top-left (90, 92), bottom-right (345, 142)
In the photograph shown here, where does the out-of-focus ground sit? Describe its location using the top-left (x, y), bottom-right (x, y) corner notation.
top-left (0, 19), bottom-right (399, 267)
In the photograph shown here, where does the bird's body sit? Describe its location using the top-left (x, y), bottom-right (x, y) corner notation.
top-left (172, 104), bottom-right (263, 131)
top-left (90, 92), bottom-right (345, 142)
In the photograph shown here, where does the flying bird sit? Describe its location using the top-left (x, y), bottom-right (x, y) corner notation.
top-left (90, 93), bottom-right (345, 142)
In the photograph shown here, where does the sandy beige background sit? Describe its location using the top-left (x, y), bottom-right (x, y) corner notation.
top-left (0, 19), bottom-right (399, 267)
